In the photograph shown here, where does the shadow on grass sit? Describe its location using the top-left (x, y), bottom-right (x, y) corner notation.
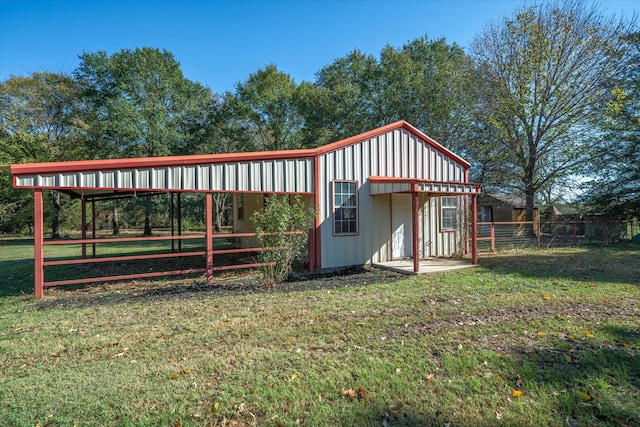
top-left (477, 244), bottom-right (640, 287)
top-left (504, 329), bottom-right (640, 426)
top-left (34, 265), bottom-right (406, 310)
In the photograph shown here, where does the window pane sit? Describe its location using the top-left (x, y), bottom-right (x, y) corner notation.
top-left (333, 181), bottom-right (358, 235)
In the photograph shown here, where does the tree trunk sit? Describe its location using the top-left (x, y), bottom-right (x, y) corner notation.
top-left (144, 210), bottom-right (152, 236)
top-left (112, 206), bottom-right (120, 235)
top-left (50, 191), bottom-right (62, 239)
top-left (212, 193), bottom-right (228, 232)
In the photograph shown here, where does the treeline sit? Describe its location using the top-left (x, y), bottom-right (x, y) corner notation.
top-left (1, 0), bottom-right (638, 236)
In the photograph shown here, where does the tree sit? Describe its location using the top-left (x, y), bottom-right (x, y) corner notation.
top-left (225, 65), bottom-right (304, 151)
top-left (297, 40), bottom-right (473, 150)
top-left (297, 50), bottom-right (380, 146)
top-left (469, 1), bottom-right (633, 220)
top-left (75, 47), bottom-right (213, 234)
top-left (585, 32), bottom-right (640, 219)
top-left (377, 37), bottom-right (473, 149)
top-left (0, 72), bottom-right (87, 237)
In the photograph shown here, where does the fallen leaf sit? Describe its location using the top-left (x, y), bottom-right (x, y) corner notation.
top-left (602, 299), bottom-right (611, 304)
top-left (576, 390), bottom-right (592, 401)
top-left (512, 389), bottom-right (523, 398)
top-left (181, 369), bottom-right (191, 375)
top-left (537, 332), bottom-right (546, 338)
top-left (342, 388), bottom-right (357, 399)
top-left (167, 373), bottom-right (180, 379)
top-left (291, 373), bottom-right (299, 382)
top-left (542, 294), bottom-right (552, 301)
top-left (358, 386), bottom-right (368, 401)
top-left (425, 374), bottom-right (434, 381)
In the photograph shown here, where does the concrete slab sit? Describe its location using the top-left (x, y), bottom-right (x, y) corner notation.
top-left (373, 258), bottom-right (478, 275)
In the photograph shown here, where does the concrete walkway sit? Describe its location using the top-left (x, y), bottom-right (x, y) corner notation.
top-left (374, 258), bottom-right (478, 275)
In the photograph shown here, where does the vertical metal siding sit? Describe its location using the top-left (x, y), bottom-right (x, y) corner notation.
top-left (320, 129), bottom-right (468, 269)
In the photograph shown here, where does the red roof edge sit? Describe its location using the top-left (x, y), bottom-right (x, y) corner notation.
top-left (10, 148), bottom-right (317, 175)
top-left (315, 120), bottom-right (471, 169)
top-left (10, 121), bottom-right (470, 176)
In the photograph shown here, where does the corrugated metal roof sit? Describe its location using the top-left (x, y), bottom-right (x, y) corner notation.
top-left (11, 121), bottom-right (472, 198)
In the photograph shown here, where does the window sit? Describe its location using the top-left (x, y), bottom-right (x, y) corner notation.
top-left (441, 196), bottom-right (458, 231)
top-left (333, 181), bottom-right (358, 235)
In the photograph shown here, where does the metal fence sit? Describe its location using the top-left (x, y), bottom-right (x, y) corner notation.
top-left (476, 220), bottom-right (639, 252)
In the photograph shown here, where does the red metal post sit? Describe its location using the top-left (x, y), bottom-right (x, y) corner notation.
top-left (177, 192), bottom-right (182, 253)
top-left (81, 198), bottom-right (87, 259)
top-left (313, 156), bottom-right (322, 270)
top-left (412, 185), bottom-right (420, 273)
top-left (91, 199), bottom-right (96, 257)
top-left (170, 193), bottom-right (175, 253)
top-left (34, 189), bottom-right (44, 299)
top-left (471, 194), bottom-right (478, 264)
top-left (205, 193), bottom-right (213, 283)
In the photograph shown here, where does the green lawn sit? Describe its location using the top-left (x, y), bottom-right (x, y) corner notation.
top-left (0, 240), bottom-right (638, 426)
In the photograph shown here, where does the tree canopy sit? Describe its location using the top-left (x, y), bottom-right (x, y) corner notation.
top-left (584, 32), bottom-right (640, 218)
top-left (75, 47), bottom-right (214, 159)
top-left (467, 0), bottom-right (634, 220)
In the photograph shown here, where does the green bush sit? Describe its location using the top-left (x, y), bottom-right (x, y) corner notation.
top-left (251, 194), bottom-right (316, 286)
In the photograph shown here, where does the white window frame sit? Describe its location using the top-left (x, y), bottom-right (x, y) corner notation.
top-left (333, 180), bottom-right (358, 236)
top-left (441, 196), bottom-right (458, 231)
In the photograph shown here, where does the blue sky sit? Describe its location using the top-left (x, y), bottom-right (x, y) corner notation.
top-left (0, 0), bottom-right (637, 94)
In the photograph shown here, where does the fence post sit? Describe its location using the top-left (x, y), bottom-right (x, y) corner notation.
top-left (81, 198), bottom-right (87, 259)
top-left (205, 193), bottom-right (213, 283)
top-left (603, 222), bottom-right (609, 245)
top-left (573, 221), bottom-right (577, 246)
top-left (490, 222), bottom-right (495, 252)
top-left (34, 189), bottom-right (44, 299)
top-left (536, 221), bottom-right (541, 248)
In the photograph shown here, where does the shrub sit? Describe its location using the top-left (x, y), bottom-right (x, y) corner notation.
top-left (251, 195), bottom-right (316, 287)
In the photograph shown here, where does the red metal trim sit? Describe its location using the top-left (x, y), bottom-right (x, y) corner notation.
top-left (11, 150), bottom-right (317, 175)
top-left (412, 184), bottom-right (420, 273)
top-left (205, 193), bottom-right (213, 283)
top-left (44, 268), bottom-right (208, 287)
top-left (315, 121), bottom-right (471, 168)
top-left (34, 189), bottom-right (44, 299)
top-left (370, 176), bottom-right (481, 188)
top-left (81, 198), bottom-right (87, 259)
top-left (313, 156), bottom-right (321, 269)
top-left (177, 193), bottom-right (182, 253)
top-left (91, 199), bottom-right (96, 257)
top-left (44, 234), bottom-right (206, 245)
top-left (44, 251), bottom-right (206, 266)
top-left (471, 194), bottom-right (478, 264)
top-left (170, 193), bottom-right (175, 252)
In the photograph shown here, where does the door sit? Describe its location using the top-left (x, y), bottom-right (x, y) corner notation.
top-left (391, 193), bottom-right (413, 258)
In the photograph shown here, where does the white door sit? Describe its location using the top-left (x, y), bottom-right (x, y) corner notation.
top-left (391, 193), bottom-right (413, 259)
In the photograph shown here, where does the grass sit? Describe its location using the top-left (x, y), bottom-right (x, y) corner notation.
top-left (0, 240), bottom-right (639, 426)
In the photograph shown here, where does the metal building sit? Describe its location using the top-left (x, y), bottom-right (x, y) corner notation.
top-left (10, 121), bottom-right (481, 298)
